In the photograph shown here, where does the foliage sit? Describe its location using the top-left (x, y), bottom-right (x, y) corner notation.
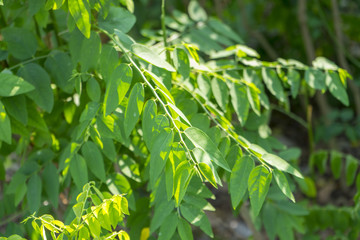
top-left (0, 0), bottom-right (358, 240)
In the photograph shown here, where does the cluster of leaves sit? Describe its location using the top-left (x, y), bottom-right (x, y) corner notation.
top-left (0, 0), bottom-right (355, 239)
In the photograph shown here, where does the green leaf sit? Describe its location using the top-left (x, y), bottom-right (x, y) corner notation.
top-left (80, 31), bottom-right (101, 72)
top-left (273, 169), bottom-right (295, 202)
top-left (177, 218), bottom-right (193, 240)
top-left (29, 0), bottom-right (45, 15)
top-left (211, 77), bottom-right (229, 111)
top-left (98, 6), bottom-right (136, 33)
top-left (150, 129), bottom-right (174, 187)
top-left (0, 72), bottom-right (35, 97)
top-left (158, 212), bottom-right (178, 240)
top-left (229, 83), bottom-right (249, 126)
top-left (142, 100), bottom-right (157, 149)
top-left (174, 48), bottom-right (190, 80)
top-left (345, 155), bottom-right (358, 186)
top-left (150, 200), bottom-right (175, 233)
top-left (230, 155), bottom-right (254, 209)
top-left (180, 203), bottom-right (213, 237)
top-left (99, 45), bottom-right (119, 82)
top-left (81, 141), bottom-right (106, 181)
top-left (68, 0), bottom-right (91, 38)
top-left (73, 202), bottom-right (84, 219)
top-left (188, 0), bottom-right (207, 22)
top-left (27, 174), bottom-right (42, 213)
top-left (262, 68), bottom-right (285, 102)
top-left (262, 153), bottom-right (303, 179)
top-left (86, 77), bottom-right (101, 102)
top-left (287, 69), bottom-right (301, 98)
top-left (248, 165), bottom-right (272, 216)
top-left (330, 150), bottom-right (342, 179)
top-left (0, 101), bottom-right (12, 144)
top-left (44, 51), bottom-right (74, 93)
top-left (70, 154), bottom-right (88, 189)
top-left (247, 85), bottom-right (261, 116)
top-left (17, 63), bottom-right (54, 113)
top-left (197, 74), bottom-right (211, 100)
top-left (184, 127), bottom-right (230, 171)
top-left (312, 57), bottom-right (338, 70)
top-left (198, 162), bottom-right (217, 188)
top-left (104, 64), bottom-right (133, 116)
top-left (124, 83), bottom-right (144, 137)
top-left (132, 44), bottom-right (175, 72)
top-left (326, 71), bottom-right (349, 106)
top-left (144, 70), bottom-right (175, 104)
top-left (42, 163), bottom-right (59, 208)
top-left (208, 18), bottom-right (243, 43)
top-left (305, 68), bottom-right (326, 90)
top-left (174, 161), bottom-right (192, 206)
top-left (2, 27), bottom-right (37, 60)
top-left (244, 69), bottom-right (269, 109)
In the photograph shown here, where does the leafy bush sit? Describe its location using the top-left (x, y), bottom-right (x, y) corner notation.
top-left (0, 0), bottom-right (358, 239)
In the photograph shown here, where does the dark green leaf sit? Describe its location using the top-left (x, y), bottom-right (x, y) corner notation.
top-left (2, 27), bottom-right (37, 60)
top-left (70, 154), bottom-right (88, 189)
top-left (124, 83), bottom-right (144, 137)
top-left (142, 100), bottom-right (157, 149)
top-left (158, 212), bottom-right (178, 240)
top-left (248, 165), bottom-right (272, 216)
top-left (80, 31), bottom-right (101, 72)
top-left (42, 163), bottom-right (59, 208)
top-left (0, 72), bottom-right (34, 97)
top-left (230, 155), bottom-right (254, 209)
top-left (345, 155), bottom-right (358, 186)
top-left (287, 69), bottom-right (301, 98)
top-left (17, 63), bottom-right (54, 113)
top-left (27, 174), bottom-right (42, 213)
top-left (81, 141), bottom-right (106, 181)
top-left (330, 150), bottom-right (342, 179)
top-left (184, 127), bottom-right (230, 171)
top-left (86, 77), bottom-right (101, 102)
top-left (177, 218), bottom-right (193, 240)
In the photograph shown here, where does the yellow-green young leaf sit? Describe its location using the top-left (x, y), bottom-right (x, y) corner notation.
top-left (0, 72), bottom-right (35, 97)
top-left (2, 27), bottom-right (37, 60)
top-left (325, 71), bottom-right (349, 106)
top-left (198, 162), bottom-right (217, 188)
top-left (174, 48), bottom-right (190, 80)
top-left (0, 0), bottom-right (3, 5)
top-left (158, 212), bottom-right (178, 240)
top-left (305, 68), bottom-right (326, 90)
top-left (42, 163), bottom-right (59, 208)
top-left (17, 63), bottom-right (54, 113)
top-left (211, 77), bottom-right (229, 111)
top-left (104, 64), bottom-right (133, 116)
top-left (68, 0), bottom-right (91, 38)
top-left (273, 169), bottom-right (295, 202)
top-left (27, 174), bottom-right (42, 213)
top-left (167, 102), bottom-right (191, 126)
top-left (330, 150), bottom-right (342, 179)
top-left (124, 83), bottom-right (144, 137)
top-left (184, 127), bottom-right (230, 171)
top-left (177, 218), bottom-right (193, 240)
top-left (230, 155), bottom-right (254, 209)
top-left (131, 44), bottom-right (175, 72)
top-left (261, 68), bottom-right (285, 102)
top-left (150, 129), bottom-right (174, 188)
top-left (248, 166), bottom-right (272, 216)
top-left (78, 225), bottom-right (90, 240)
top-left (118, 231), bottom-right (130, 240)
top-left (287, 69), bottom-right (301, 98)
top-left (121, 197), bottom-right (129, 215)
top-left (184, 43), bottom-right (199, 63)
top-left (192, 148), bottom-right (222, 187)
top-left (98, 208), bottom-right (112, 231)
top-left (247, 85), bottom-right (261, 116)
top-left (262, 153), bottom-right (303, 179)
top-left (70, 154), bottom-right (88, 190)
top-left (81, 141), bottom-right (106, 181)
top-left (0, 101), bottom-right (12, 144)
top-left (72, 202), bottom-right (84, 219)
top-left (345, 155), bottom-right (358, 186)
top-left (86, 217), bottom-right (101, 238)
top-left (86, 77), bottom-right (101, 102)
top-left (229, 83), bottom-right (249, 126)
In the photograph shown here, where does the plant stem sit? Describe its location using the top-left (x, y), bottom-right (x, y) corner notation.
top-left (50, 10), bottom-right (62, 47)
top-left (270, 104), bottom-right (308, 128)
top-left (8, 54), bottom-right (50, 70)
top-left (161, 0), bottom-right (171, 63)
